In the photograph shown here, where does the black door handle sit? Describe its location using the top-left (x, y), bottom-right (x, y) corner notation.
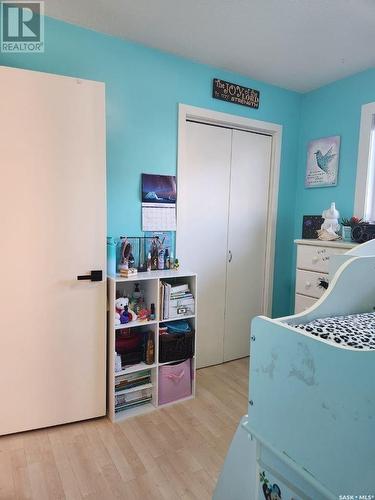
top-left (77, 270), bottom-right (103, 282)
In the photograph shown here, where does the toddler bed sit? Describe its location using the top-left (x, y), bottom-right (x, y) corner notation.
top-left (215, 239), bottom-right (375, 499)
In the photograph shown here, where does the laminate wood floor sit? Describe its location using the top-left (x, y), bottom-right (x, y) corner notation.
top-left (0, 358), bottom-right (248, 500)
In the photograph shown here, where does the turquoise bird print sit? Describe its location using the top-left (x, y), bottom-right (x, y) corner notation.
top-left (314, 146), bottom-right (336, 173)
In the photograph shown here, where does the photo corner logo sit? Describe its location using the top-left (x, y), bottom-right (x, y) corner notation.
top-left (1, 1), bottom-right (44, 53)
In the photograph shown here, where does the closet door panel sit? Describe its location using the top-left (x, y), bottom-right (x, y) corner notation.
top-left (224, 131), bottom-right (272, 362)
top-left (177, 122), bottom-right (232, 368)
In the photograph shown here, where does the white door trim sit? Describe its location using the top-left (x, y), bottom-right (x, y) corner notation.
top-left (354, 102), bottom-right (375, 219)
top-left (177, 103), bottom-right (283, 317)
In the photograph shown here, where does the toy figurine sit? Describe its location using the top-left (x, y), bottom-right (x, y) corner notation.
top-left (115, 297), bottom-right (137, 325)
top-left (318, 202), bottom-right (340, 241)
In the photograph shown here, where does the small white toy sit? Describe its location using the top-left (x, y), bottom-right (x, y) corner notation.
top-left (114, 296), bottom-right (137, 325)
top-left (318, 202), bottom-right (340, 240)
top-left (115, 297), bottom-right (128, 326)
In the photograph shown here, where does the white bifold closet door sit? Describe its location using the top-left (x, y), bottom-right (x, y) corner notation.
top-left (178, 121), bottom-right (272, 368)
top-left (223, 130), bottom-right (272, 362)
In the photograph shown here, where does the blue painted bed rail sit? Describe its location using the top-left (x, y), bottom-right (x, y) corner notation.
top-left (215, 241), bottom-right (375, 499)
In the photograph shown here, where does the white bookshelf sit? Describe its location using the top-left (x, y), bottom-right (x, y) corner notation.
top-left (107, 269), bottom-right (197, 422)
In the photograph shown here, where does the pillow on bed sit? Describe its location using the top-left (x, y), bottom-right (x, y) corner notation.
top-left (293, 312), bottom-right (375, 350)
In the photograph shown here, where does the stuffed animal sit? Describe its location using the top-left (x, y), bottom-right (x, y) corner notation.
top-left (114, 297), bottom-right (137, 325)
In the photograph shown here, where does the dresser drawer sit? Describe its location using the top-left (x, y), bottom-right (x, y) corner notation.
top-left (295, 294), bottom-right (317, 314)
top-left (295, 269), bottom-right (329, 299)
top-left (297, 244), bottom-right (347, 273)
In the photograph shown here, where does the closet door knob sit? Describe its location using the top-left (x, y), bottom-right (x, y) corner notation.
top-left (228, 250), bottom-right (233, 263)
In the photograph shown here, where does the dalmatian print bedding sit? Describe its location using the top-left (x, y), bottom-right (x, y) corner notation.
top-left (293, 312), bottom-right (375, 350)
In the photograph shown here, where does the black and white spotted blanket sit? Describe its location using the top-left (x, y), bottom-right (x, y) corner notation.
top-left (293, 312), bottom-right (375, 350)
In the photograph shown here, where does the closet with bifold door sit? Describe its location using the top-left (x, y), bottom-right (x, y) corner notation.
top-left (177, 120), bottom-right (273, 368)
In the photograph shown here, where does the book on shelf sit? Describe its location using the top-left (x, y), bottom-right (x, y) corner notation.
top-left (115, 397), bottom-right (152, 413)
top-left (171, 291), bottom-right (193, 300)
top-left (170, 283), bottom-right (189, 294)
top-left (159, 281), bottom-right (164, 320)
top-left (115, 370), bottom-right (151, 392)
top-left (115, 386), bottom-right (152, 412)
top-left (115, 376), bottom-right (151, 392)
top-left (160, 281), bottom-right (195, 320)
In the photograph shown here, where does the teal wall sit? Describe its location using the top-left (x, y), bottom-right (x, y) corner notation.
top-left (291, 68), bottom-right (375, 308)
top-left (0, 16), bottom-right (302, 317)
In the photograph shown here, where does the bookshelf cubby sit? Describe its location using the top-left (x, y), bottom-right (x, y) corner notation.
top-left (107, 269), bottom-right (197, 422)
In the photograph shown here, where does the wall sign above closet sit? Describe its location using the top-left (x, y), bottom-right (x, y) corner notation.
top-left (212, 78), bottom-right (260, 109)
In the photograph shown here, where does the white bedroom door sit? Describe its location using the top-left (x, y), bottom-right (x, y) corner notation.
top-left (0, 66), bottom-right (106, 435)
top-left (178, 119), bottom-right (273, 368)
top-left (223, 130), bottom-right (272, 362)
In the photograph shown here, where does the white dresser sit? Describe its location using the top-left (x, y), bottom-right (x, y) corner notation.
top-left (294, 239), bottom-right (357, 313)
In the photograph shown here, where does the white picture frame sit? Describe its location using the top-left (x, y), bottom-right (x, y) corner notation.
top-left (305, 135), bottom-right (340, 188)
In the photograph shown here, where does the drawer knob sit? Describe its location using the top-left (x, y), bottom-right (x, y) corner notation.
top-left (312, 256), bottom-right (319, 263)
top-left (305, 281), bottom-right (312, 288)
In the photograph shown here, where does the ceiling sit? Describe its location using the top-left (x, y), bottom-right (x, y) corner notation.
top-left (45, 0), bottom-right (375, 92)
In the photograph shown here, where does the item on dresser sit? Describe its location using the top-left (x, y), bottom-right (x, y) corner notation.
top-left (317, 202), bottom-right (340, 240)
top-left (302, 215), bottom-right (324, 239)
top-left (340, 216), bottom-right (362, 241)
top-left (351, 222), bottom-right (375, 243)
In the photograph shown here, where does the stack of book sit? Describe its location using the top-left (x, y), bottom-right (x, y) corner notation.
top-left (115, 369), bottom-right (152, 413)
top-left (119, 267), bottom-right (137, 278)
top-left (160, 282), bottom-right (195, 320)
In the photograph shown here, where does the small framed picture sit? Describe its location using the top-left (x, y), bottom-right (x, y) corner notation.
top-left (305, 136), bottom-right (340, 188)
top-left (302, 215), bottom-right (324, 239)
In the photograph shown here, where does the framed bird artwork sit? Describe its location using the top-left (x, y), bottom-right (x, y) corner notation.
top-left (305, 135), bottom-right (340, 188)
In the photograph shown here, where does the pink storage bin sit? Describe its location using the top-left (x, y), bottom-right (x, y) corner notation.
top-left (158, 359), bottom-right (192, 405)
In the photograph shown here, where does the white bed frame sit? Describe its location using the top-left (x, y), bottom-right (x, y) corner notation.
top-left (214, 239), bottom-right (375, 499)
